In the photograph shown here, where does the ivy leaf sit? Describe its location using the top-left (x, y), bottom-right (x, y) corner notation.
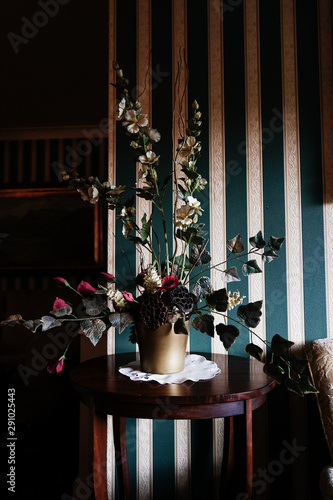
top-left (192, 277), bottom-right (214, 298)
top-left (237, 301), bottom-right (263, 328)
top-left (41, 315), bottom-right (62, 332)
top-left (226, 234), bottom-right (244, 254)
top-left (174, 317), bottom-right (189, 334)
top-left (189, 245), bottom-right (211, 266)
top-left (270, 334), bottom-right (294, 356)
top-left (109, 312), bottom-right (134, 334)
top-left (289, 354), bottom-right (308, 375)
top-left (245, 343), bottom-right (263, 362)
top-left (220, 266), bottom-right (241, 283)
top-left (80, 319), bottom-right (106, 346)
top-left (0, 314), bottom-right (23, 326)
top-left (262, 250), bottom-right (279, 264)
top-left (22, 319), bottom-right (43, 332)
top-left (216, 323), bottom-right (240, 350)
top-left (191, 314), bottom-right (215, 337)
top-left (249, 230), bottom-right (266, 249)
top-left (263, 362), bottom-right (285, 383)
top-left (83, 296), bottom-right (108, 316)
top-left (205, 288), bottom-right (228, 312)
top-left (284, 378), bottom-right (304, 397)
top-left (298, 374), bottom-right (318, 394)
top-left (51, 305), bottom-right (73, 317)
top-left (242, 259), bottom-right (262, 276)
top-left (268, 236), bottom-right (285, 251)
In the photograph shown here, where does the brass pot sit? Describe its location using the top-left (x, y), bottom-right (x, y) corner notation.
top-left (135, 321), bottom-right (189, 374)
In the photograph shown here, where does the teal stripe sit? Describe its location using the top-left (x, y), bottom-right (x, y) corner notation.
top-left (151, 2), bottom-right (175, 499)
top-left (296, 0), bottom-right (327, 342)
top-left (224, 0), bottom-right (248, 358)
top-left (259, 2), bottom-right (292, 497)
top-left (187, 0), bottom-right (211, 354)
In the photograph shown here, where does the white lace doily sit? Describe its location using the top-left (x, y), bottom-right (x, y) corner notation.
top-left (119, 354), bottom-right (221, 384)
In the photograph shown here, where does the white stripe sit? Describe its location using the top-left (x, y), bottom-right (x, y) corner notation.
top-left (281, 0), bottom-right (305, 350)
top-left (244, 0), bottom-right (266, 346)
top-left (318, 0), bottom-right (333, 339)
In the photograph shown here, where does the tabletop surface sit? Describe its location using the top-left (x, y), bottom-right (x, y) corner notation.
top-left (69, 352), bottom-right (276, 406)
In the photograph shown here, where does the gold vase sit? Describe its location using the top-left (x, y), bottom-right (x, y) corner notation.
top-left (135, 321), bottom-right (189, 374)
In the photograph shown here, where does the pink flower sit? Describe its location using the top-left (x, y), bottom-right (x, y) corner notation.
top-left (77, 281), bottom-right (96, 296)
top-left (122, 291), bottom-right (134, 302)
top-left (47, 357), bottom-right (66, 375)
top-left (135, 272), bottom-right (145, 287)
top-left (160, 275), bottom-right (179, 292)
top-left (54, 277), bottom-right (70, 288)
top-left (53, 297), bottom-right (70, 310)
top-left (101, 272), bottom-right (115, 282)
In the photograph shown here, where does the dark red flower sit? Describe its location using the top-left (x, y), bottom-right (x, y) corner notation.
top-left (53, 297), bottom-right (70, 310)
top-left (160, 275), bottom-right (179, 292)
top-left (135, 272), bottom-right (146, 287)
top-left (54, 277), bottom-right (69, 288)
top-left (47, 357), bottom-right (66, 375)
top-left (100, 272), bottom-right (115, 282)
top-left (77, 281), bottom-right (97, 296)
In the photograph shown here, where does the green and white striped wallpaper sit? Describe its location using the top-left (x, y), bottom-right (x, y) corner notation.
top-left (105, 0), bottom-right (333, 498)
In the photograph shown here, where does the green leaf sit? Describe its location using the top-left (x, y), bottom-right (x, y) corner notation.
top-left (226, 233), bottom-right (244, 254)
top-left (220, 266), bottom-right (241, 283)
top-left (139, 213), bottom-right (151, 241)
top-left (270, 334), bottom-right (294, 356)
top-left (109, 312), bottom-right (134, 334)
top-left (249, 230), bottom-right (266, 249)
top-left (262, 250), bottom-right (279, 263)
top-left (242, 259), bottom-right (262, 276)
top-left (237, 301), bottom-right (263, 328)
top-left (268, 236), bottom-right (285, 251)
top-left (191, 313), bottom-right (215, 337)
top-left (216, 323), bottom-right (240, 350)
top-left (173, 255), bottom-right (192, 271)
top-left (205, 288), bottom-right (228, 312)
top-left (176, 227), bottom-right (204, 245)
top-left (245, 343), bottom-right (263, 362)
top-left (263, 362), bottom-right (285, 384)
top-left (289, 354), bottom-right (308, 375)
top-left (41, 315), bottom-right (62, 332)
top-left (134, 188), bottom-right (155, 200)
top-left (80, 319), bottom-right (106, 346)
top-left (174, 317), bottom-right (189, 334)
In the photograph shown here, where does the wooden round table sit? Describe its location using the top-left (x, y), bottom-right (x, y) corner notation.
top-left (70, 352), bottom-right (276, 499)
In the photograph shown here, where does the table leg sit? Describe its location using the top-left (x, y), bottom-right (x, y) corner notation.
top-left (89, 400), bottom-right (108, 500)
top-left (245, 399), bottom-right (253, 498)
top-left (113, 415), bottom-right (130, 500)
top-left (220, 416), bottom-right (235, 498)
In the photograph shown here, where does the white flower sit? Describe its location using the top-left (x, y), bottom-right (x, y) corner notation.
top-left (176, 204), bottom-right (194, 229)
top-left (107, 289), bottom-right (126, 310)
top-left (138, 150), bottom-right (160, 165)
top-left (227, 290), bottom-right (246, 310)
top-left (198, 176), bottom-right (207, 191)
top-left (143, 267), bottom-right (162, 293)
top-left (187, 196), bottom-right (203, 215)
top-left (115, 98), bottom-right (126, 120)
top-left (123, 110), bottom-right (148, 134)
top-left (146, 128), bottom-right (161, 142)
top-left (122, 220), bottom-right (135, 238)
top-left (137, 164), bottom-right (149, 181)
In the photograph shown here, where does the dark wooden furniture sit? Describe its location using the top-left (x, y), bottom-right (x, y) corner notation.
top-left (70, 352), bottom-right (276, 499)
